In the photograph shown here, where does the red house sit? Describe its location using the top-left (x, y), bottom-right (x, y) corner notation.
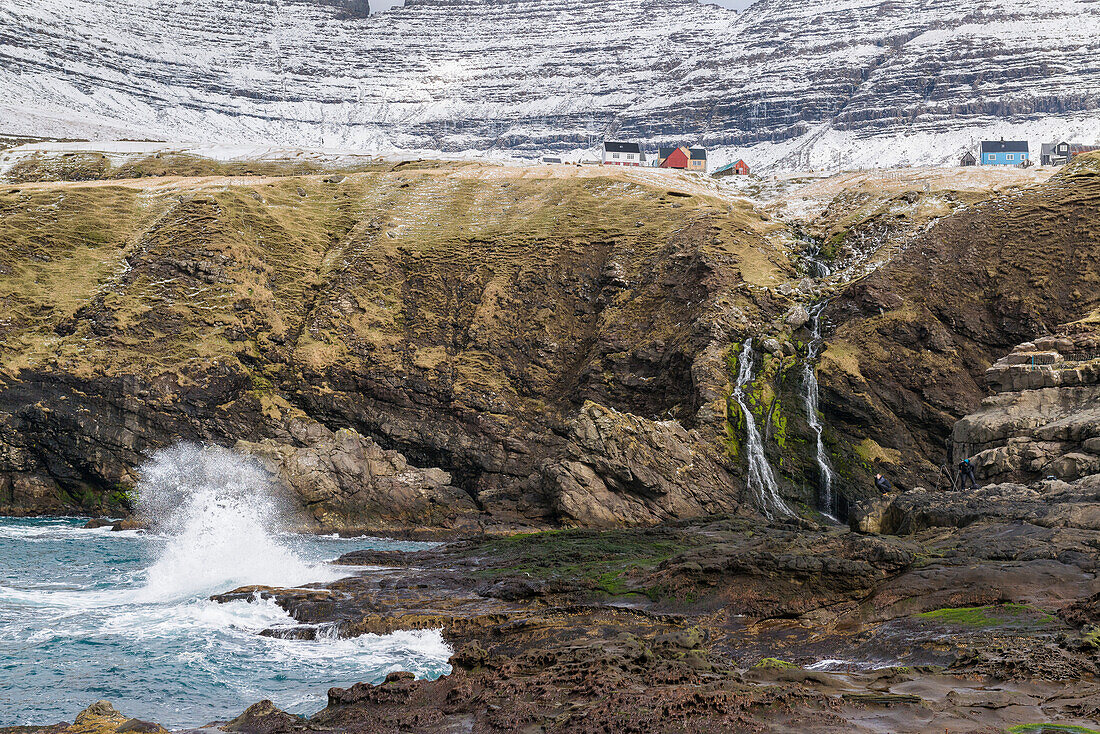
top-left (659, 146), bottom-right (690, 169)
top-left (658, 145), bottom-right (708, 172)
top-left (713, 159), bottom-right (751, 178)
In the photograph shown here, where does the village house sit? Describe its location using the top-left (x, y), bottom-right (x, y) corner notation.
top-left (980, 139), bottom-right (1029, 165)
top-left (960, 151), bottom-right (976, 167)
top-left (602, 141), bottom-right (644, 166)
top-left (657, 145), bottom-right (708, 173)
top-left (713, 159), bottom-right (750, 177)
top-left (688, 148), bottom-right (707, 172)
top-left (658, 146), bottom-right (686, 168)
top-left (1040, 143), bottom-right (1055, 166)
top-left (1041, 141), bottom-right (1100, 166)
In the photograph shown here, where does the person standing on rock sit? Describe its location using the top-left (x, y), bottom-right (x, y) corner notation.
top-left (957, 458), bottom-right (980, 490)
top-left (874, 473), bottom-right (893, 494)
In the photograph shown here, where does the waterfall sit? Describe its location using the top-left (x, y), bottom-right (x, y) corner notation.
top-left (802, 303), bottom-right (839, 521)
top-left (731, 339), bottom-right (793, 519)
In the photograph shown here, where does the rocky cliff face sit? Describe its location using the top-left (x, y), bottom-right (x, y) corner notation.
top-left (953, 324), bottom-right (1100, 484)
top-left (850, 320), bottom-right (1100, 540)
top-left (0, 164), bottom-right (809, 529)
top-left (2, 0), bottom-right (1099, 167)
top-left (820, 156), bottom-right (1100, 491)
top-left (540, 402), bottom-right (744, 527)
top-left (1, 157), bottom-right (1096, 529)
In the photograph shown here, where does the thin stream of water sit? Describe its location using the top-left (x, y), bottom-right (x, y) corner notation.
top-left (803, 302), bottom-right (839, 521)
top-left (731, 339), bottom-right (793, 519)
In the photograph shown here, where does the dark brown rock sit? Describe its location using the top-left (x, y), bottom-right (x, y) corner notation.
top-left (114, 720), bottom-right (164, 734)
top-left (823, 163), bottom-right (1100, 495)
top-left (221, 701), bottom-right (300, 734)
top-left (236, 419), bottom-right (480, 532)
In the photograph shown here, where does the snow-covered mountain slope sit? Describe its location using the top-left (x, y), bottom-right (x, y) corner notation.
top-left (1, 0), bottom-right (1099, 169)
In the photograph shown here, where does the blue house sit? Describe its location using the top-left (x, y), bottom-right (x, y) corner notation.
top-left (980, 139), bottom-right (1029, 165)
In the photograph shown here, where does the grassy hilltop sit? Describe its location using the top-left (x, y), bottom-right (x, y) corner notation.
top-left (2, 153), bottom-right (1098, 522)
top-left (0, 161), bottom-right (800, 519)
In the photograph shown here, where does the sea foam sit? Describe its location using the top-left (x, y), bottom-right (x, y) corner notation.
top-left (135, 443), bottom-right (342, 601)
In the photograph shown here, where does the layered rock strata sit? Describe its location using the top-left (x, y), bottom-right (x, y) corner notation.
top-left (954, 326), bottom-right (1100, 484)
top-left (3, 0), bottom-right (1100, 167)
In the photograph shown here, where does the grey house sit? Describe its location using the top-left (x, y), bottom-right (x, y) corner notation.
top-left (1042, 141), bottom-right (1100, 166)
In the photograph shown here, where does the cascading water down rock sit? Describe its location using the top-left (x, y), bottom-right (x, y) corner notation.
top-left (802, 303), bottom-right (840, 521)
top-left (731, 339), bottom-right (793, 519)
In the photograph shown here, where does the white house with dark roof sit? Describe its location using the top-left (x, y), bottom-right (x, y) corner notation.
top-left (602, 141), bottom-right (643, 166)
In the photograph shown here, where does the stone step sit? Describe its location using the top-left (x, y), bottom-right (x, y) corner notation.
top-left (985, 362), bottom-right (1100, 392)
top-left (996, 351), bottom-right (1062, 366)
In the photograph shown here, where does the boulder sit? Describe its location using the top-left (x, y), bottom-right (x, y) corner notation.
top-left (74, 702), bottom-right (124, 727)
top-left (237, 419), bottom-right (481, 532)
top-left (784, 305), bottom-right (810, 329)
top-left (222, 701), bottom-right (301, 734)
top-left (111, 518), bottom-right (148, 532)
top-left (116, 720), bottom-right (165, 733)
top-left (540, 402), bottom-right (742, 526)
top-left (848, 494), bottom-right (902, 534)
top-left (68, 702), bottom-right (165, 734)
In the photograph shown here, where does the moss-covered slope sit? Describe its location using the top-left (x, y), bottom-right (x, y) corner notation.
top-left (822, 154), bottom-right (1100, 490)
top-left (0, 165), bottom-right (795, 523)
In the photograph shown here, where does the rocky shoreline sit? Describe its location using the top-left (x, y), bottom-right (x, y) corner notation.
top-left (31, 318), bottom-right (1094, 732)
top-left (14, 482), bottom-right (1100, 733)
top-left (3, 159), bottom-right (1100, 732)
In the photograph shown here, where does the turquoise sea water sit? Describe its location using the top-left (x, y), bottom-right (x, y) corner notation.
top-left (0, 516), bottom-right (450, 728)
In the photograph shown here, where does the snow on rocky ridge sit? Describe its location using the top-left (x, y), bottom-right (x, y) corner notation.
top-left (1, 0), bottom-right (1099, 170)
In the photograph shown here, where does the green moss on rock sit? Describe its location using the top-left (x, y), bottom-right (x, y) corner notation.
top-left (917, 603), bottom-right (1057, 629)
top-left (751, 657), bottom-right (799, 670)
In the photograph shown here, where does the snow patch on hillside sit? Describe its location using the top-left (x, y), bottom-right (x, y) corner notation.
top-left (2, 0), bottom-right (1100, 171)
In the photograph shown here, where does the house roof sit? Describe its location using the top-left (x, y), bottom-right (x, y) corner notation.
top-left (659, 147), bottom-right (679, 159)
top-left (713, 160), bottom-right (748, 174)
top-left (689, 148), bottom-right (707, 160)
top-left (980, 140), bottom-right (1028, 154)
top-left (604, 141), bottom-right (640, 154)
top-left (1044, 142), bottom-right (1099, 154)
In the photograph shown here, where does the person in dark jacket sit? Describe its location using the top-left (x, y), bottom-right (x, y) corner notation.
top-left (958, 459), bottom-right (980, 490)
top-left (874, 473), bottom-right (893, 494)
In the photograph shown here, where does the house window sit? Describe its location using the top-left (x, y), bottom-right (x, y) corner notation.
top-left (1006, 154), bottom-right (1014, 161)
